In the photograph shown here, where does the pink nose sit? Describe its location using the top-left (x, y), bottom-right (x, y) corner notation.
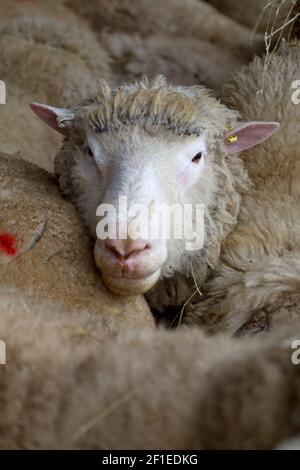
top-left (105, 239), bottom-right (150, 261)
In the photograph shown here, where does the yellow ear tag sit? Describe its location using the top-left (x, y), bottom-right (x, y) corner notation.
top-left (227, 135), bottom-right (238, 143)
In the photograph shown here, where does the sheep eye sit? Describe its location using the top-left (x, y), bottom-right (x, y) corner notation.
top-left (192, 152), bottom-right (202, 163)
top-left (87, 146), bottom-right (94, 157)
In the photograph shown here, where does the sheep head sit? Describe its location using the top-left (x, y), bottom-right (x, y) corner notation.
top-left (31, 77), bottom-right (279, 296)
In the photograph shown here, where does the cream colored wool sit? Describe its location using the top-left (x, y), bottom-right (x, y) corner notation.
top-left (0, 15), bottom-right (111, 171)
top-left (68, 0), bottom-right (263, 60)
top-left (0, 91), bottom-right (62, 173)
top-left (1, 285), bottom-right (300, 449)
top-left (102, 32), bottom-right (244, 89)
top-left (0, 152), bottom-right (152, 332)
top-left (184, 43), bottom-right (300, 335)
top-left (0, 0), bottom-right (81, 29)
top-left (0, 15), bottom-right (111, 102)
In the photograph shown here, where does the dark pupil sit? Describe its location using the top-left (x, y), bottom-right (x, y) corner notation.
top-left (192, 152), bottom-right (202, 163)
top-left (88, 146), bottom-right (93, 157)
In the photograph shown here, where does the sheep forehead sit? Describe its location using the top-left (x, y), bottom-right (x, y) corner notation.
top-left (85, 121), bottom-right (205, 163)
top-left (74, 77), bottom-right (231, 138)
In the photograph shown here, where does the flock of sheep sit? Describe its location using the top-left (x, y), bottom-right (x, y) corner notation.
top-left (1, 0), bottom-right (300, 450)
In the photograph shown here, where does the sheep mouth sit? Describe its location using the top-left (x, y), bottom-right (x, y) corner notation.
top-left (102, 269), bottom-right (161, 295)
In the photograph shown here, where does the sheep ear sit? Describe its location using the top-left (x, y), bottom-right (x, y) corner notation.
top-left (30, 102), bottom-right (75, 137)
top-left (225, 121), bottom-right (280, 154)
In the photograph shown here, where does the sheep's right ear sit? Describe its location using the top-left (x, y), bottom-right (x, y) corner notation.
top-left (30, 103), bottom-right (75, 137)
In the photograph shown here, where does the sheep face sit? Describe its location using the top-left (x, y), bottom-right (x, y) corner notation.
top-left (31, 78), bottom-right (279, 296)
top-left (87, 126), bottom-right (208, 295)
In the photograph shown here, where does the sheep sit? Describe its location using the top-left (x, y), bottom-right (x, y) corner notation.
top-left (68, 0), bottom-right (264, 61)
top-left (102, 31), bottom-right (244, 90)
top-left (31, 74), bottom-right (277, 303)
top-left (0, 151), bottom-right (153, 333)
top-left (1, 284), bottom-right (300, 449)
top-left (0, 15), bottom-right (111, 171)
top-left (30, 76), bottom-right (248, 296)
top-left (30, 41), bottom-right (300, 337)
top-left (29, 75), bottom-right (276, 307)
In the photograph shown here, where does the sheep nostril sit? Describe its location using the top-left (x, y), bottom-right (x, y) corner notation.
top-left (105, 241), bottom-right (124, 259)
top-left (110, 246), bottom-right (124, 260)
top-left (105, 240), bottom-right (151, 260)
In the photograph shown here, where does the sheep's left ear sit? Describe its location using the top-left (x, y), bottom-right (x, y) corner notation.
top-left (225, 121), bottom-right (280, 154)
top-left (30, 102), bottom-right (75, 137)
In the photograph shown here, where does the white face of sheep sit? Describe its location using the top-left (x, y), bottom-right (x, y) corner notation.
top-left (31, 102), bottom-right (279, 296)
top-left (85, 127), bottom-right (208, 295)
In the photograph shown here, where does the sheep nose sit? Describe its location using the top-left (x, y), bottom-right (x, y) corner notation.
top-left (105, 239), bottom-right (150, 260)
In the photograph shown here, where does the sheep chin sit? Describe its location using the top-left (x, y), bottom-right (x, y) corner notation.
top-left (102, 269), bottom-right (161, 296)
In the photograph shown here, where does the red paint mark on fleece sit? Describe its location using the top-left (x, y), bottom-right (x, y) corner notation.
top-left (0, 233), bottom-right (17, 256)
